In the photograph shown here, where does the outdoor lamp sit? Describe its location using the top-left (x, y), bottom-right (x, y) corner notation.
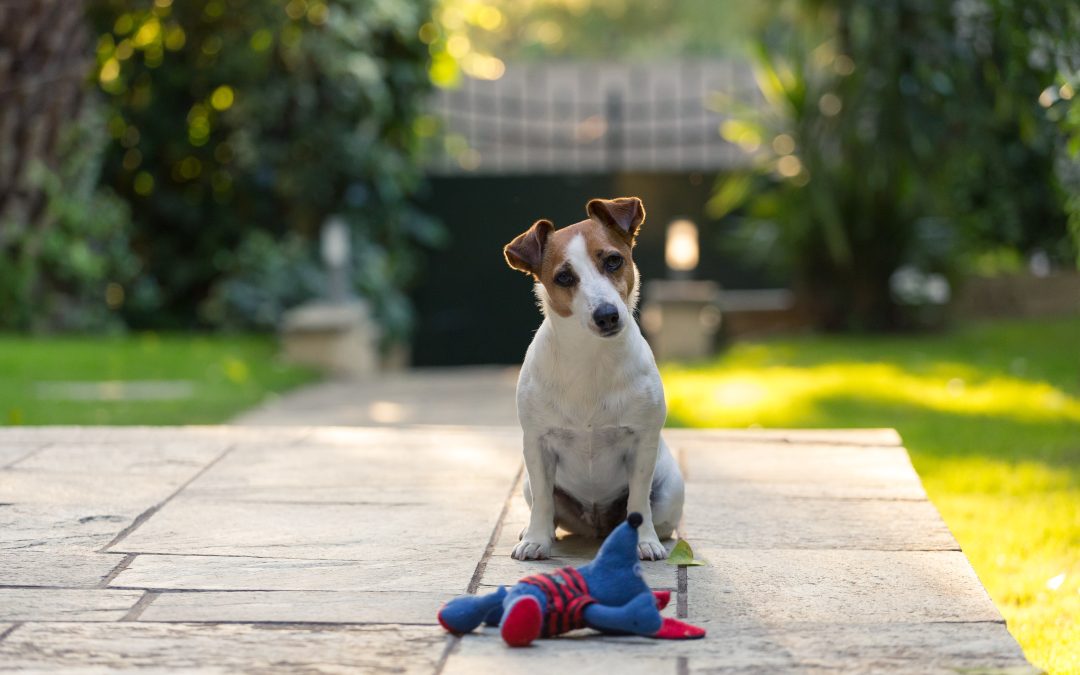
top-left (665, 219), bottom-right (699, 275)
top-left (321, 216), bottom-right (351, 303)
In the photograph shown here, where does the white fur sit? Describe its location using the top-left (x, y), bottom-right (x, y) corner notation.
top-left (512, 233), bottom-right (684, 561)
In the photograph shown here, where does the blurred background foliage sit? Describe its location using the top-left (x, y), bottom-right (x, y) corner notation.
top-left (708, 0), bottom-right (1080, 330)
top-left (422, 0), bottom-right (748, 86)
top-left (85, 0), bottom-right (441, 340)
top-left (1, 0), bottom-right (1078, 337)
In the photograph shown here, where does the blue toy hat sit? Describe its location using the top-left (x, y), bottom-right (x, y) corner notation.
top-left (591, 511), bottom-right (643, 568)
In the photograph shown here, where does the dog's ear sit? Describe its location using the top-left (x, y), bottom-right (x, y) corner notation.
top-left (504, 219), bottom-right (554, 278)
top-left (586, 197), bottom-right (645, 244)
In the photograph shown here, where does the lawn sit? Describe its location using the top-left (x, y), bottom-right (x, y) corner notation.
top-left (661, 316), bottom-right (1080, 675)
top-left (0, 333), bottom-right (317, 425)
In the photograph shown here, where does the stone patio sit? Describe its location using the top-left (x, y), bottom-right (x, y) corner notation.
top-left (0, 425), bottom-right (1033, 673)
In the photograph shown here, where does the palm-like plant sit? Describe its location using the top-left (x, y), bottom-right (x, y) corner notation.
top-left (714, 0), bottom-right (1075, 330)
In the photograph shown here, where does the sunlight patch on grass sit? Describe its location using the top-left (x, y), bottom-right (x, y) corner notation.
top-left (664, 362), bottom-right (1080, 429)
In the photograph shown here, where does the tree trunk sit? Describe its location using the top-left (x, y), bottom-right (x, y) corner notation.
top-left (0, 0), bottom-right (90, 239)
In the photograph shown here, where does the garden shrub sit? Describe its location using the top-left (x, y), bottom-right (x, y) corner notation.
top-left (87, 0), bottom-right (441, 341)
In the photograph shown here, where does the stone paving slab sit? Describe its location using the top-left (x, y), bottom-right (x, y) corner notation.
top-left (675, 441), bottom-right (925, 499)
top-left (0, 443), bottom-right (46, 468)
top-left (234, 367), bottom-right (522, 427)
top-left (0, 589), bottom-right (144, 622)
top-left (0, 550), bottom-right (125, 588)
top-left (0, 622), bottom-right (445, 674)
top-left (0, 426), bottom-right (1031, 673)
top-left (140, 590), bottom-right (445, 624)
top-left (685, 548), bottom-right (1002, 625)
top-left (112, 554), bottom-right (478, 595)
top-left (441, 622), bottom-right (1032, 675)
top-left (681, 486), bottom-right (956, 550)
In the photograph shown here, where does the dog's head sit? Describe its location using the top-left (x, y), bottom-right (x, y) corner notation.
top-left (504, 196), bottom-right (645, 338)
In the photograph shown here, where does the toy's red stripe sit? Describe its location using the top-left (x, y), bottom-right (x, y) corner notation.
top-left (520, 569), bottom-right (597, 637)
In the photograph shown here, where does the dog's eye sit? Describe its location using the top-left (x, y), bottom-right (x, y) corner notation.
top-left (604, 255), bottom-right (624, 273)
top-left (554, 270), bottom-right (577, 287)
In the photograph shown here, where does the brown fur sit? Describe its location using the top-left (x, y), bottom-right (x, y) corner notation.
top-left (504, 197), bottom-right (645, 318)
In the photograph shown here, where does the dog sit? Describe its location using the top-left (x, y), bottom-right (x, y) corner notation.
top-left (503, 196), bottom-right (684, 561)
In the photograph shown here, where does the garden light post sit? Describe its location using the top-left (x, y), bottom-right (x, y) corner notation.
top-left (320, 216), bottom-right (352, 304)
top-left (640, 219), bottom-right (723, 362)
top-left (279, 216), bottom-right (380, 378)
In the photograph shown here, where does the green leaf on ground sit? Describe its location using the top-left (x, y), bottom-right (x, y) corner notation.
top-left (667, 539), bottom-right (706, 566)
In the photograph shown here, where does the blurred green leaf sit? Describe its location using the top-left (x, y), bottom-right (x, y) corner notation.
top-left (666, 539), bottom-right (706, 567)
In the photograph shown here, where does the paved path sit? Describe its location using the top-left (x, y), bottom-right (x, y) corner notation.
top-left (0, 426), bottom-right (1031, 673)
top-left (234, 367), bottom-right (520, 427)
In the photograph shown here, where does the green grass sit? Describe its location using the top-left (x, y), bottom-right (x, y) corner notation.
top-left (0, 333), bottom-right (317, 425)
top-left (661, 317), bottom-right (1080, 675)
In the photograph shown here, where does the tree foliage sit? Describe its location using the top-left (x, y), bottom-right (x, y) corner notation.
top-left (87, 0), bottom-right (440, 338)
top-left (424, 0), bottom-right (748, 87)
top-left (713, 0), bottom-right (1080, 331)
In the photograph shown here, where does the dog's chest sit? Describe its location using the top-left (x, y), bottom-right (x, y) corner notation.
top-left (542, 424), bottom-right (636, 503)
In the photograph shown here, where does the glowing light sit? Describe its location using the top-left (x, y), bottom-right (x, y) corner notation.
top-left (165, 26), bottom-right (186, 50)
top-left (114, 40), bottom-right (134, 60)
top-left (429, 53), bottom-right (460, 88)
top-left (307, 2), bottom-right (328, 25)
top-left (1038, 87), bottom-right (1057, 108)
top-left (665, 220), bottom-right (699, 272)
top-left (132, 18), bottom-right (160, 47)
top-left (1060, 84), bottom-right (1074, 101)
top-left (418, 22), bottom-right (439, 44)
top-left (834, 55), bottom-right (855, 76)
top-left (99, 58), bottom-right (120, 84)
top-left (533, 21), bottom-right (563, 45)
top-left (720, 120), bottom-right (761, 153)
top-left (210, 85), bottom-right (234, 111)
top-left (819, 93), bottom-right (842, 116)
top-left (114, 15), bottom-right (134, 35)
top-left (249, 29), bottom-right (272, 52)
top-left (369, 401), bottom-right (407, 424)
top-left (476, 6), bottom-right (503, 31)
top-left (446, 34), bottom-right (471, 59)
top-left (133, 171), bottom-right (154, 195)
top-left (772, 134), bottom-right (795, 155)
top-left (777, 155), bottom-right (802, 177)
top-left (285, 0), bottom-right (307, 20)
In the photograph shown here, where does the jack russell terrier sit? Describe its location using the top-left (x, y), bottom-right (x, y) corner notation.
top-left (503, 196), bottom-right (684, 561)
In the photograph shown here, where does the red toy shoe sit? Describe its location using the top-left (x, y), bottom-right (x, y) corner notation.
top-left (500, 595), bottom-right (543, 647)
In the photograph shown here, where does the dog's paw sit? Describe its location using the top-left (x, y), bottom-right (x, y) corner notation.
top-left (511, 537), bottom-right (551, 560)
top-left (637, 537), bottom-right (668, 561)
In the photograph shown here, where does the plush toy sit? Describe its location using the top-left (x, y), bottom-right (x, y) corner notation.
top-left (437, 512), bottom-right (706, 646)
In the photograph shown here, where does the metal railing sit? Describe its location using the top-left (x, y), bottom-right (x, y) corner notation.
top-left (427, 59), bottom-right (761, 175)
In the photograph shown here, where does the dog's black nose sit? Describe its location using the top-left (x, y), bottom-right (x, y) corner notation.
top-left (592, 303), bottom-right (620, 332)
top-left (627, 512), bottom-right (643, 529)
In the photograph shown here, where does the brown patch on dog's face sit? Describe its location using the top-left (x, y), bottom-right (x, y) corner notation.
top-left (504, 196), bottom-right (645, 322)
top-left (536, 220), bottom-right (636, 318)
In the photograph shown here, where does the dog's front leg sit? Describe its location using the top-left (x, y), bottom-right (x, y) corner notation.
top-left (628, 431), bottom-right (667, 560)
top-left (512, 433), bottom-right (555, 560)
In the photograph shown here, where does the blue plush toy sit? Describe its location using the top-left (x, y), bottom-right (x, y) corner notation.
top-left (438, 512), bottom-right (706, 646)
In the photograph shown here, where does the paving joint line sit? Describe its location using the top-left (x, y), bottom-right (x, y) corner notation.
top-left (99, 443), bottom-right (238, 553)
top-left (3, 443), bottom-right (52, 470)
top-left (676, 446), bottom-right (689, 619)
top-left (0, 622), bottom-right (23, 644)
top-left (465, 462), bottom-right (524, 595)
top-left (435, 461), bottom-right (524, 675)
top-left (676, 656), bottom-right (689, 675)
top-left (121, 591), bottom-right (160, 621)
top-left (98, 553), bottom-right (138, 588)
